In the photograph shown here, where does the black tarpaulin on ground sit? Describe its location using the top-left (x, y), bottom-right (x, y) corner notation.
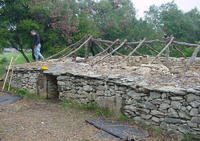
top-left (86, 117), bottom-right (149, 141)
top-left (0, 94), bottom-right (23, 105)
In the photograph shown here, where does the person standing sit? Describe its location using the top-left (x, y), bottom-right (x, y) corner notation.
top-left (30, 30), bottom-right (44, 61)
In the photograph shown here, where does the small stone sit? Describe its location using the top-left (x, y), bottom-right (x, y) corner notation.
top-left (170, 97), bottom-right (183, 101)
top-left (190, 108), bottom-right (199, 116)
top-left (159, 103), bottom-right (170, 110)
top-left (171, 101), bottom-right (182, 110)
top-left (144, 102), bottom-right (157, 110)
top-left (164, 118), bottom-right (183, 124)
top-left (127, 91), bottom-right (143, 100)
top-left (190, 100), bottom-right (200, 108)
top-left (178, 111), bottom-right (190, 120)
top-left (150, 92), bottom-right (161, 99)
top-left (141, 114), bottom-right (152, 120)
top-left (191, 117), bottom-right (200, 124)
top-left (187, 121), bottom-right (198, 128)
top-left (151, 110), bottom-right (165, 117)
top-left (151, 116), bottom-right (160, 123)
top-left (186, 94), bottom-right (200, 102)
top-left (83, 85), bottom-right (93, 92)
top-left (168, 108), bottom-right (179, 118)
top-left (178, 125), bottom-right (192, 133)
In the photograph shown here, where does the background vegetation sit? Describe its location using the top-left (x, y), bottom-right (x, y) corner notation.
top-left (0, 0), bottom-right (200, 61)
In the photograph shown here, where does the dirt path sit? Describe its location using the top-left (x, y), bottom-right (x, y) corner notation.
top-left (0, 97), bottom-right (181, 141)
top-left (0, 99), bottom-right (120, 141)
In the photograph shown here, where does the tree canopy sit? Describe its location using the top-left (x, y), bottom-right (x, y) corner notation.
top-left (0, 0), bottom-right (200, 61)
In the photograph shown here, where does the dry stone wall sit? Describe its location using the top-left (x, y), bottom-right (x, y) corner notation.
top-left (10, 69), bottom-right (200, 135)
top-left (57, 72), bottom-right (200, 135)
top-left (11, 69), bottom-right (41, 93)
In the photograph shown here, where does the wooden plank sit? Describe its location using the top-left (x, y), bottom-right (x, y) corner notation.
top-left (92, 39), bottom-right (127, 65)
top-left (150, 37), bottom-right (174, 64)
top-left (64, 36), bottom-right (92, 58)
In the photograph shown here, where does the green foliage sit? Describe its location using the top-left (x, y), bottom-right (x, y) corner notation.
top-left (182, 133), bottom-right (200, 141)
top-left (0, 0), bottom-right (200, 59)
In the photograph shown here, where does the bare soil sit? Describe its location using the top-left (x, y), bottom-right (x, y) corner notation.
top-left (0, 99), bottom-right (180, 141)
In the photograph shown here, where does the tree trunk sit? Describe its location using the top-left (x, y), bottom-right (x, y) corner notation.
top-left (18, 49), bottom-right (30, 63)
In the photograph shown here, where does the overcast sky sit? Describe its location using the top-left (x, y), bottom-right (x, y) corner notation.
top-left (132, 0), bottom-right (200, 18)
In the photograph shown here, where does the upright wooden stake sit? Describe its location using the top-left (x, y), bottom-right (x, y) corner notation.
top-left (2, 57), bottom-right (13, 91)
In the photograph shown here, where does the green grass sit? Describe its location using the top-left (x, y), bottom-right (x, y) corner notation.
top-left (62, 100), bottom-right (112, 117)
top-left (0, 52), bottom-right (33, 78)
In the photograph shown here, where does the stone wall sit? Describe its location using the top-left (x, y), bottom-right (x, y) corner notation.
top-left (57, 72), bottom-right (200, 135)
top-left (11, 68), bottom-right (200, 135)
top-left (11, 69), bottom-right (41, 93)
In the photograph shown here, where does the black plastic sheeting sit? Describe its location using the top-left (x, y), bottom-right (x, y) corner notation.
top-left (86, 117), bottom-right (149, 141)
top-left (0, 94), bottom-right (23, 105)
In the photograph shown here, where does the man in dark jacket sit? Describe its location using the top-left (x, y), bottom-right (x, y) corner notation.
top-left (31, 30), bottom-right (44, 61)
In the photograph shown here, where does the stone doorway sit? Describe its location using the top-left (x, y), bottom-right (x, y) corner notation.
top-left (37, 74), bottom-right (59, 99)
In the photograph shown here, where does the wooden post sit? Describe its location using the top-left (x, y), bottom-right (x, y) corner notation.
top-left (2, 57), bottom-right (13, 91)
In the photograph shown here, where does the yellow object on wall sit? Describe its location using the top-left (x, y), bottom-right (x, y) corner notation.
top-left (41, 66), bottom-right (49, 70)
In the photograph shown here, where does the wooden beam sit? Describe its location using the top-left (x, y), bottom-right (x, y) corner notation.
top-left (46, 35), bottom-right (87, 60)
top-left (63, 36), bottom-right (92, 58)
top-left (173, 45), bottom-right (186, 58)
top-left (126, 45), bottom-right (142, 56)
top-left (120, 38), bottom-right (146, 62)
top-left (92, 39), bottom-right (127, 65)
top-left (150, 37), bottom-right (174, 64)
top-left (91, 38), bottom-right (200, 48)
top-left (2, 57), bottom-right (13, 91)
top-left (184, 45), bottom-right (200, 72)
top-left (94, 39), bottom-right (119, 57)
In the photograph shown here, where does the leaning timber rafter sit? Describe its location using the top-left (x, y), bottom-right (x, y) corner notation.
top-left (46, 35), bottom-right (87, 60)
top-left (94, 39), bottom-right (119, 57)
top-left (184, 45), bottom-right (200, 72)
top-left (92, 39), bottom-right (127, 65)
top-left (119, 38), bottom-right (146, 63)
top-left (63, 36), bottom-right (92, 58)
top-left (150, 37), bottom-right (174, 64)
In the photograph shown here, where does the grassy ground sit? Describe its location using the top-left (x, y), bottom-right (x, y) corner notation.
top-left (0, 52), bottom-right (33, 78)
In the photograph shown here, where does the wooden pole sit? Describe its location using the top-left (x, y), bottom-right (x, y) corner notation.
top-left (64, 36), bottom-right (92, 58)
top-left (119, 38), bottom-right (146, 63)
top-left (92, 39), bottom-right (127, 65)
top-left (173, 45), bottom-right (186, 58)
top-left (2, 57), bottom-right (13, 91)
top-left (94, 39), bottom-right (119, 57)
top-left (8, 56), bottom-right (19, 91)
top-left (184, 45), bottom-right (200, 72)
top-left (46, 35), bottom-right (87, 60)
top-left (150, 37), bottom-right (174, 64)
